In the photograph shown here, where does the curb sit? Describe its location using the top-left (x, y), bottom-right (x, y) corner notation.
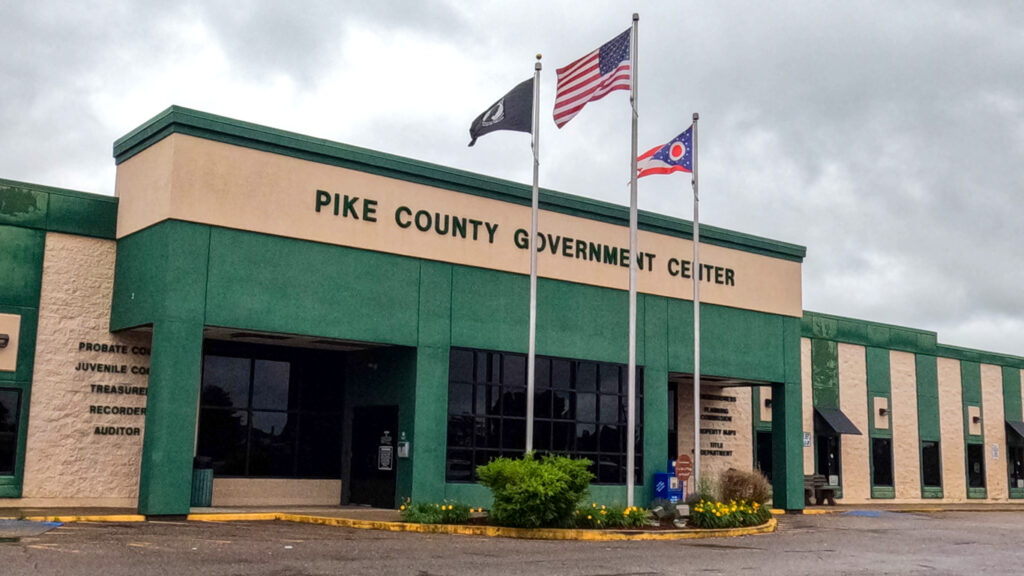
top-left (17, 514), bottom-right (147, 523)
top-left (187, 512), bottom-right (777, 541)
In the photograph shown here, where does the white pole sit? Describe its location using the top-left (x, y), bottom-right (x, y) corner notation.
top-left (526, 56), bottom-right (542, 453)
top-left (691, 112), bottom-right (701, 495)
top-left (626, 12), bottom-right (639, 507)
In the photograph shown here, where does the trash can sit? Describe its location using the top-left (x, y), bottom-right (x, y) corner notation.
top-left (653, 472), bottom-right (683, 503)
top-left (190, 456), bottom-right (214, 507)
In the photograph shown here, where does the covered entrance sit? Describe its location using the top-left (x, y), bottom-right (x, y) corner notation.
top-left (670, 374), bottom-right (778, 488)
top-left (194, 329), bottom-right (412, 508)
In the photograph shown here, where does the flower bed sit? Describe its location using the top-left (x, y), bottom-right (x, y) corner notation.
top-left (688, 499), bottom-right (771, 529)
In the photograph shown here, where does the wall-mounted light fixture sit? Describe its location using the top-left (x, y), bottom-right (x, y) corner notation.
top-left (879, 407), bottom-right (889, 417)
top-left (764, 398), bottom-right (772, 408)
top-left (972, 415), bottom-right (982, 424)
top-left (0, 334), bottom-right (9, 349)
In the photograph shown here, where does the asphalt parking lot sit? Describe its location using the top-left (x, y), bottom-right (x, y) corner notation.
top-left (2, 511), bottom-right (1024, 575)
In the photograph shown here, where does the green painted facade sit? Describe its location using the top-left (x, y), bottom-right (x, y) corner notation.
top-left (110, 218), bottom-right (805, 512)
top-left (0, 180), bottom-right (117, 498)
top-left (803, 311), bottom-right (1024, 501)
top-left (7, 107), bottom-right (1024, 516)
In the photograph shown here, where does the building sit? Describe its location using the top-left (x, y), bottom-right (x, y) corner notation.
top-left (0, 107), bottom-right (1021, 515)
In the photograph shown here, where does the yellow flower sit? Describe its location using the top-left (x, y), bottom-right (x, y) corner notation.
top-left (601, 505), bottom-right (606, 510)
top-left (587, 515), bottom-right (592, 520)
top-left (400, 505), bottom-right (406, 511)
top-left (592, 503), bottom-right (597, 508)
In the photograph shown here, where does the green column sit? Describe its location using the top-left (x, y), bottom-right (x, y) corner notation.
top-left (771, 317), bottom-right (804, 511)
top-left (641, 295), bottom-right (669, 504)
top-left (137, 320), bottom-right (204, 515)
top-left (410, 262), bottom-right (452, 503)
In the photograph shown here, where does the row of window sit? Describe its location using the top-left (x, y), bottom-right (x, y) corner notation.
top-left (446, 349), bottom-right (643, 485)
top-left (820, 434), bottom-right (1024, 493)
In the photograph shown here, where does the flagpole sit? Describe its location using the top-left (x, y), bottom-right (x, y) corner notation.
top-left (691, 112), bottom-right (701, 496)
top-left (526, 55), bottom-right (542, 454)
top-left (626, 12), bottom-right (639, 508)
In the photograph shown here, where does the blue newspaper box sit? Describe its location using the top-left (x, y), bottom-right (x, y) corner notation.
top-left (653, 472), bottom-right (683, 502)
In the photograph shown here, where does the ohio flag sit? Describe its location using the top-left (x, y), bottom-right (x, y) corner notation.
top-left (637, 126), bottom-right (693, 177)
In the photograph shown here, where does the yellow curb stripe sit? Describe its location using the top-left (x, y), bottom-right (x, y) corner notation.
top-left (272, 513), bottom-right (776, 541)
top-left (21, 515), bottom-right (146, 523)
top-left (187, 513), bottom-right (283, 522)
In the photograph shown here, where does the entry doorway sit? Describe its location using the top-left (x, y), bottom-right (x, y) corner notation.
top-left (349, 405), bottom-right (399, 508)
top-left (755, 430), bottom-right (773, 482)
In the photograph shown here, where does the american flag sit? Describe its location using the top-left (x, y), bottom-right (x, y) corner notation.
top-left (553, 28), bottom-right (632, 128)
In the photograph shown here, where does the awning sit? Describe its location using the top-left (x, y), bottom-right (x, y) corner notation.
top-left (1007, 420), bottom-right (1024, 440)
top-left (815, 407), bottom-right (862, 436)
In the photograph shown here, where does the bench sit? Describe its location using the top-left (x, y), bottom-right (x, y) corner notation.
top-left (804, 474), bottom-right (837, 506)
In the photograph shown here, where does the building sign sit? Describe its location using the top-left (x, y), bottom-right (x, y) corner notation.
top-left (76, 340), bottom-right (151, 437)
top-left (115, 134), bottom-right (802, 318)
top-left (699, 393), bottom-right (737, 458)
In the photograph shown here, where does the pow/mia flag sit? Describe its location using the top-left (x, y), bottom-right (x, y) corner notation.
top-left (468, 77), bottom-right (534, 146)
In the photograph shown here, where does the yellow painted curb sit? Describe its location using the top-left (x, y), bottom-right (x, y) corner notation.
top-left (20, 514), bottom-right (147, 523)
top-left (771, 508), bottom-right (838, 515)
top-left (182, 512), bottom-right (776, 541)
top-left (187, 513), bottom-right (282, 522)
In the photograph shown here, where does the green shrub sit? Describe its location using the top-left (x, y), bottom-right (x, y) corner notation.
top-left (689, 499), bottom-right (771, 529)
top-left (477, 453), bottom-right (593, 529)
top-left (718, 468), bottom-right (772, 504)
top-left (399, 499), bottom-right (473, 524)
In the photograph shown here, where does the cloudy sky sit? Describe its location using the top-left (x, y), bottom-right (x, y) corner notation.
top-left (3, 1), bottom-right (1023, 355)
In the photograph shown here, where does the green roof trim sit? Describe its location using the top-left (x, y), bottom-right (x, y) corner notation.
top-left (803, 310), bottom-right (1024, 369)
top-left (0, 178), bottom-right (117, 239)
top-left (113, 106), bottom-right (806, 262)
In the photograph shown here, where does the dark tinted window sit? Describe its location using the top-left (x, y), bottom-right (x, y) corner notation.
top-left (0, 389), bottom-right (21, 476)
top-left (872, 438), bottom-right (893, 487)
top-left (445, 348), bottom-right (643, 485)
top-left (197, 345), bottom-right (343, 478)
top-left (967, 443), bottom-right (986, 488)
top-left (921, 441), bottom-right (942, 488)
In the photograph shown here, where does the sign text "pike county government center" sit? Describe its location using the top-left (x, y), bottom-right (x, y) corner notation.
top-left (314, 190), bottom-right (737, 286)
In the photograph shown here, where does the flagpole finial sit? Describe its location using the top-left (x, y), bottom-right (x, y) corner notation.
top-left (536, 54), bottom-right (542, 70)
top-left (633, 12), bottom-right (639, 21)
top-left (536, 54), bottom-right (542, 61)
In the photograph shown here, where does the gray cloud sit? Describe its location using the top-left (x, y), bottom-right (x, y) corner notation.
top-left (2, 0), bottom-right (1023, 355)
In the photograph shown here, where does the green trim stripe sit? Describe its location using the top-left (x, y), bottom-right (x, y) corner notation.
top-left (0, 178), bottom-right (117, 239)
top-left (112, 106), bottom-right (805, 262)
top-left (803, 311), bottom-right (1024, 370)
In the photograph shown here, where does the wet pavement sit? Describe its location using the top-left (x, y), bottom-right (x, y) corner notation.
top-left (1, 510), bottom-right (1023, 575)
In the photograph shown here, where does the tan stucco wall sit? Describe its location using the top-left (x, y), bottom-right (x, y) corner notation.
top-left (676, 385), bottom-right (753, 483)
top-left (115, 133), bottom-right (803, 318)
top-left (937, 357), bottom-right (966, 501)
top-left (981, 363), bottom-right (1007, 500)
top-left (801, 338), bottom-right (814, 475)
top-left (890, 351), bottom-right (921, 500)
top-left (838, 343), bottom-right (869, 502)
top-left (4, 233), bottom-right (151, 508)
top-left (211, 479), bottom-right (342, 506)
